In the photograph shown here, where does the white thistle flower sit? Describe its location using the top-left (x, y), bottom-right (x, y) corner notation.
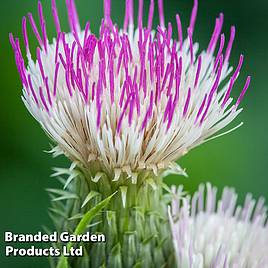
top-left (169, 183), bottom-right (268, 268)
top-left (10, 0), bottom-right (250, 180)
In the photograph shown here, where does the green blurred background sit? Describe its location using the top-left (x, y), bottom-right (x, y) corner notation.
top-left (0, 0), bottom-right (267, 267)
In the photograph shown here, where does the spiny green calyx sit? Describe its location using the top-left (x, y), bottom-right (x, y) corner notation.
top-left (47, 166), bottom-right (175, 268)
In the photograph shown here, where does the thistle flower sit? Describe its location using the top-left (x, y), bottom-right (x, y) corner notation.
top-left (10, 1), bottom-right (253, 267)
top-left (169, 184), bottom-right (268, 268)
top-left (10, 0), bottom-right (250, 180)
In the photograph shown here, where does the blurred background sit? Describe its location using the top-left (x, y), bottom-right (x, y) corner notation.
top-left (0, 0), bottom-right (267, 267)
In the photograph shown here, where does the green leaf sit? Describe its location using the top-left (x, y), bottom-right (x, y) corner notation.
top-left (49, 208), bottom-right (68, 219)
top-left (68, 213), bottom-right (83, 221)
top-left (46, 188), bottom-right (78, 202)
top-left (92, 172), bottom-right (104, 182)
top-left (52, 195), bottom-right (78, 202)
top-left (146, 178), bottom-right (157, 190)
top-left (51, 167), bottom-right (70, 177)
top-left (81, 191), bottom-right (100, 208)
top-left (46, 188), bottom-right (74, 196)
top-left (56, 191), bottom-right (117, 268)
top-left (54, 177), bottom-right (67, 186)
top-left (63, 171), bottom-right (80, 189)
top-left (120, 186), bottom-right (128, 208)
top-left (160, 182), bottom-right (172, 194)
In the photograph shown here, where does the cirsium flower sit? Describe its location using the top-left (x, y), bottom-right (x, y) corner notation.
top-left (169, 184), bottom-right (268, 268)
top-left (10, 0), bottom-right (251, 181)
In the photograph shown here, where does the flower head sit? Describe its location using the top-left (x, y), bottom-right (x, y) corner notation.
top-left (10, 0), bottom-right (250, 180)
top-left (169, 183), bottom-right (268, 268)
